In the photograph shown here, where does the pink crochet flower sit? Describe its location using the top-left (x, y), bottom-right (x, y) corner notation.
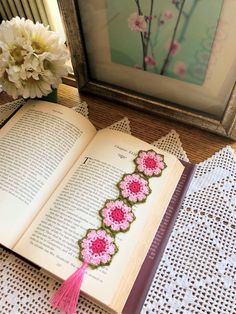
top-left (100, 199), bottom-right (135, 232)
top-left (118, 173), bottom-right (150, 203)
top-left (79, 229), bottom-right (118, 268)
top-left (135, 150), bottom-right (166, 177)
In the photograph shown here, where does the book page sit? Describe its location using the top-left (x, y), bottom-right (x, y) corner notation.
top-left (0, 100), bottom-right (96, 248)
top-left (0, 99), bottom-right (24, 127)
top-left (15, 129), bottom-right (184, 312)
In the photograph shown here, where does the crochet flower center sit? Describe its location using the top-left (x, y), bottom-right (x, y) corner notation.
top-left (110, 208), bottom-right (125, 222)
top-left (144, 157), bottom-right (157, 169)
top-left (91, 239), bottom-right (106, 254)
top-left (128, 181), bottom-right (141, 193)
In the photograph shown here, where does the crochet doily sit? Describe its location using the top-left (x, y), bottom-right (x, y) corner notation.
top-left (71, 101), bottom-right (89, 119)
top-left (107, 117), bottom-right (131, 134)
top-left (152, 129), bottom-right (189, 162)
top-left (142, 146), bottom-right (236, 314)
top-left (0, 101), bottom-right (235, 313)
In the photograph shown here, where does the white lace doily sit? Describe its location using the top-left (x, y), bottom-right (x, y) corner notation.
top-left (0, 103), bottom-right (235, 314)
top-left (71, 100), bottom-right (89, 118)
top-left (142, 146), bottom-right (236, 314)
top-left (152, 129), bottom-right (189, 162)
top-left (107, 117), bottom-right (131, 134)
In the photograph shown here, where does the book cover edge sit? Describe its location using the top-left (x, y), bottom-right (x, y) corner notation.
top-left (122, 161), bottom-right (196, 314)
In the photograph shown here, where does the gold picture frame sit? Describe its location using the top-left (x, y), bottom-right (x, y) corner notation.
top-left (58, 0), bottom-right (236, 139)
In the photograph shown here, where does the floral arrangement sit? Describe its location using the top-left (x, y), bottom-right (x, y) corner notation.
top-left (0, 17), bottom-right (69, 99)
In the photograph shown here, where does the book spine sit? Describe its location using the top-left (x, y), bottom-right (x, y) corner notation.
top-left (122, 162), bottom-right (196, 314)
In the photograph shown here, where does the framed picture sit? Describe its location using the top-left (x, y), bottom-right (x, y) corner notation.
top-left (58, 0), bottom-right (236, 139)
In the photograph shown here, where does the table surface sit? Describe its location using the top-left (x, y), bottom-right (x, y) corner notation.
top-left (1, 83), bottom-right (235, 163)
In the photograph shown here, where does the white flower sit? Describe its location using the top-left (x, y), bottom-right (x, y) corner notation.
top-left (128, 12), bottom-right (147, 32)
top-left (0, 17), bottom-right (69, 99)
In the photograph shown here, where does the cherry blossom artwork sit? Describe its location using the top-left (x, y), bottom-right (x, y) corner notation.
top-left (106, 0), bottom-right (223, 85)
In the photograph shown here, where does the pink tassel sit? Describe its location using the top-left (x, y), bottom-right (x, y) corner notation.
top-left (50, 262), bottom-right (88, 314)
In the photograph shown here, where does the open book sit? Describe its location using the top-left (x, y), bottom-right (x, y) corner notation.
top-left (0, 100), bottom-right (194, 313)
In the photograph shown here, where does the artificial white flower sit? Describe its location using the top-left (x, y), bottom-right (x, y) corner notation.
top-left (0, 17), bottom-right (69, 99)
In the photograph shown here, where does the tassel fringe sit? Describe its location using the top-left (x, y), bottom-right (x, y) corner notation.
top-left (50, 262), bottom-right (88, 314)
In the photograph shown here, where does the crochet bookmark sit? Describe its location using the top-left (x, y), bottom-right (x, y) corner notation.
top-left (50, 150), bottom-right (166, 314)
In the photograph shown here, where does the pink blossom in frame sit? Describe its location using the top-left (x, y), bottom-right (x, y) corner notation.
top-left (173, 62), bottom-right (187, 77)
top-left (146, 15), bottom-right (154, 22)
top-left (118, 173), bottom-right (150, 204)
top-left (79, 229), bottom-right (117, 268)
top-left (128, 12), bottom-right (147, 32)
top-left (164, 10), bottom-right (174, 20)
top-left (100, 199), bottom-right (135, 232)
top-left (166, 40), bottom-right (181, 56)
top-left (135, 150), bottom-right (166, 177)
top-left (144, 55), bottom-right (156, 66)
